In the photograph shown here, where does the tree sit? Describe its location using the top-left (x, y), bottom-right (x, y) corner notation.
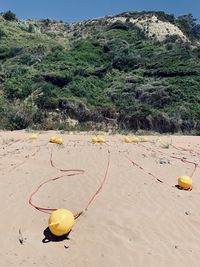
top-left (3, 10), bottom-right (17, 21)
top-left (193, 24), bottom-right (200, 39)
top-left (178, 13), bottom-right (197, 28)
top-left (177, 13), bottom-right (200, 40)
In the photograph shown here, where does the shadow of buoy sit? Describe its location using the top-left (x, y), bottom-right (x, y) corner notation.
top-left (175, 185), bottom-right (192, 191)
top-left (42, 227), bottom-right (70, 243)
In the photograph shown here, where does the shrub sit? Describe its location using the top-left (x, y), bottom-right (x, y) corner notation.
top-left (42, 18), bottom-right (51, 26)
top-left (164, 34), bottom-right (182, 43)
top-left (43, 73), bottom-right (72, 87)
top-left (3, 10), bottom-right (17, 21)
top-left (0, 29), bottom-right (6, 39)
top-left (108, 21), bottom-right (128, 31)
top-left (0, 98), bottom-right (39, 130)
top-left (177, 13), bottom-right (200, 40)
top-left (0, 10), bottom-right (200, 133)
top-left (28, 24), bottom-right (36, 33)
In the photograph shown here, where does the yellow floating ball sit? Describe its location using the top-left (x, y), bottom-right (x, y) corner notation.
top-left (30, 134), bottom-right (37, 140)
top-left (124, 137), bottom-right (131, 143)
top-left (178, 176), bottom-right (192, 190)
top-left (48, 209), bottom-right (75, 236)
top-left (92, 137), bottom-right (98, 143)
top-left (98, 137), bottom-right (106, 143)
top-left (132, 137), bottom-right (140, 143)
top-left (140, 137), bottom-right (148, 142)
top-left (56, 138), bottom-right (63, 145)
top-left (50, 136), bottom-right (57, 143)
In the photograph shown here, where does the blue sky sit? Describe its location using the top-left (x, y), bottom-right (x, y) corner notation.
top-left (1, 0), bottom-right (200, 22)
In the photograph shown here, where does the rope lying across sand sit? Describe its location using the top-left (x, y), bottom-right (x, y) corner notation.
top-left (29, 146), bottom-right (111, 220)
top-left (171, 144), bottom-right (200, 156)
top-left (142, 143), bottom-right (198, 178)
top-left (120, 143), bottom-right (198, 187)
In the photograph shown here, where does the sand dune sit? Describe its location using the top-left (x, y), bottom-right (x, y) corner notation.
top-left (1, 131), bottom-right (200, 267)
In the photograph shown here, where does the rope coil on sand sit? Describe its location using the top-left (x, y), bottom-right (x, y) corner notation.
top-left (29, 146), bottom-right (111, 220)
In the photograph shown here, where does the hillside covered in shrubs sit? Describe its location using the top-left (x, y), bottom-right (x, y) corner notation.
top-left (1, 10), bottom-right (200, 133)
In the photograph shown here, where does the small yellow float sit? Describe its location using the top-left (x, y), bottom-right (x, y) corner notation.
top-left (131, 137), bottom-right (140, 143)
top-left (140, 137), bottom-right (148, 142)
top-left (30, 134), bottom-right (38, 140)
top-left (92, 137), bottom-right (98, 143)
top-left (97, 137), bottom-right (106, 143)
top-left (124, 137), bottom-right (131, 143)
top-left (55, 138), bottom-right (63, 145)
top-left (50, 136), bottom-right (57, 143)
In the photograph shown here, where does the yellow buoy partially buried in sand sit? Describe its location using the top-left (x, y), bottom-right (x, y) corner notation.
top-left (50, 136), bottom-right (57, 143)
top-left (48, 209), bottom-right (75, 236)
top-left (98, 137), bottom-right (106, 143)
top-left (49, 136), bottom-right (63, 145)
top-left (178, 175), bottom-right (192, 190)
top-left (124, 137), bottom-right (131, 143)
top-left (92, 137), bottom-right (98, 143)
top-left (30, 134), bottom-right (38, 140)
top-left (131, 137), bottom-right (140, 143)
top-left (55, 138), bottom-right (63, 145)
top-left (140, 137), bottom-right (148, 142)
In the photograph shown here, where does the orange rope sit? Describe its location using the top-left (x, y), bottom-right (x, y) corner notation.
top-left (171, 144), bottom-right (200, 156)
top-left (50, 148), bottom-right (84, 175)
top-left (121, 142), bottom-right (198, 188)
top-left (74, 149), bottom-right (110, 219)
top-left (29, 146), bottom-right (111, 220)
top-left (28, 140), bottom-right (198, 218)
top-left (123, 153), bottom-right (164, 184)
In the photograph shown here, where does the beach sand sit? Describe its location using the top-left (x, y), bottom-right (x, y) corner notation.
top-left (1, 131), bottom-right (200, 267)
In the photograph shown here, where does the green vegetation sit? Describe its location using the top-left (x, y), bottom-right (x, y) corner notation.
top-left (2, 10), bottom-right (17, 21)
top-left (0, 11), bottom-right (200, 133)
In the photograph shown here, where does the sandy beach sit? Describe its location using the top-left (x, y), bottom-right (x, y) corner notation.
top-left (1, 131), bottom-right (200, 267)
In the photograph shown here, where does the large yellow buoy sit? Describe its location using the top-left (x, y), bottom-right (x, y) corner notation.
top-left (30, 134), bottom-right (38, 140)
top-left (55, 138), bottom-right (63, 145)
top-left (132, 137), bottom-right (140, 143)
top-left (124, 137), bottom-right (131, 143)
top-left (98, 137), bottom-right (106, 143)
top-left (48, 209), bottom-right (75, 236)
top-left (50, 136), bottom-right (57, 143)
top-left (92, 137), bottom-right (98, 143)
top-left (178, 176), bottom-right (192, 190)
